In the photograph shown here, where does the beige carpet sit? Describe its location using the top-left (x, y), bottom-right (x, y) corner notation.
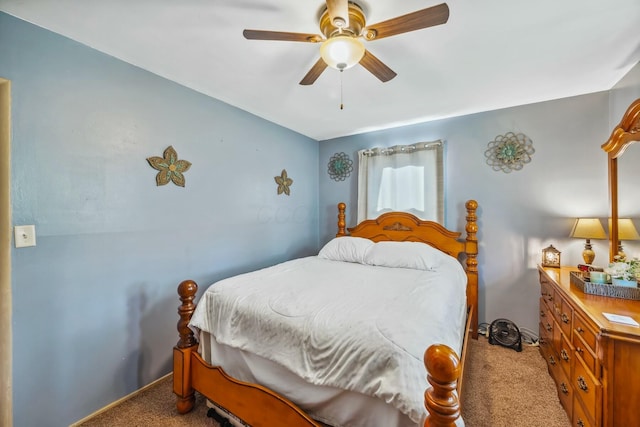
top-left (78, 338), bottom-right (570, 427)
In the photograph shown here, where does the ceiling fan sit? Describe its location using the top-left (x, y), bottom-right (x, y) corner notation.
top-left (243, 1), bottom-right (449, 85)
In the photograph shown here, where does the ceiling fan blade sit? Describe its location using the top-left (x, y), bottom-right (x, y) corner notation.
top-left (359, 50), bottom-right (397, 82)
top-left (363, 3), bottom-right (449, 41)
top-left (299, 58), bottom-right (328, 85)
top-left (243, 29), bottom-right (322, 43)
top-left (325, 0), bottom-right (349, 28)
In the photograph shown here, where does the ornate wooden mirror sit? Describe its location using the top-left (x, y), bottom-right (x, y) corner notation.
top-left (601, 98), bottom-right (640, 261)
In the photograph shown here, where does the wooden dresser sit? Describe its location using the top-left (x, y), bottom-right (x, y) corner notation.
top-left (538, 266), bottom-right (640, 427)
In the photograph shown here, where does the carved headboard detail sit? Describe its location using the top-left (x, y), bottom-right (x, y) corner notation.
top-left (383, 222), bottom-right (413, 232)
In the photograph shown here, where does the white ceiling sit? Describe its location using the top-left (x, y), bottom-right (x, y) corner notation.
top-left (1, 0), bottom-right (639, 140)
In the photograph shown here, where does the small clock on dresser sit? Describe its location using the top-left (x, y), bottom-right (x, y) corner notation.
top-left (541, 245), bottom-right (561, 268)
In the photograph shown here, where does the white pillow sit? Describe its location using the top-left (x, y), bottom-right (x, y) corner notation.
top-left (318, 237), bottom-right (374, 264)
top-left (364, 241), bottom-right (445, 271)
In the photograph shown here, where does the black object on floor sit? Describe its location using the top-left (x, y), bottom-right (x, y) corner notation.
top-left (488, 318), bottom-right (523, 352)
top-left (207, 408), bottom-right (234, 427)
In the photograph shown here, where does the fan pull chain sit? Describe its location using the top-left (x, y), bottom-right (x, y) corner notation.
top-left (340, 69), bottom-right (344, 110)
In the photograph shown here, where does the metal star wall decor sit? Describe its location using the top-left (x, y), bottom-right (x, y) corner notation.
top-left (147, 146), bottom-right (192, 187)
top-left (327, 152), bottom-right (353, 181)
top-left (485, 132), bottom-right (535, 173)
top-left (274, 169), bottom-right (293, 196)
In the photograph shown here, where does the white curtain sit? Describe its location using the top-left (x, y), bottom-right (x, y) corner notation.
top-left (357, 141), bottom-right (444, 223)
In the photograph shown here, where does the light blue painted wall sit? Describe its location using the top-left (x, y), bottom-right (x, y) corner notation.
top-left (319, 92), bottom-right (634, 334)
top-left (1, 12), bottom-right (318, 426)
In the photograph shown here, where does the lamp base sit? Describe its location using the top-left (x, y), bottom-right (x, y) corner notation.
top-left (582, 248), bottom-right (595, 265)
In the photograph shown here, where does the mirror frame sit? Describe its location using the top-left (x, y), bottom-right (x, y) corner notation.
top-left (601, 98), bottom-right (640, 261)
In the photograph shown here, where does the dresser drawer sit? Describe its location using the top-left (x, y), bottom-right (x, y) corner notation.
top-left (547, 349), bottom-right (563, 386)
top-left (540, 275), bottom-right (554, 305)
top-left (573, 332), bottom-right (596, 374)
top-left (573, 355), bottom-right (601, 425)
top-left (558, 296), bottom-right (573, 337)
top-left (573, 396), bottom-right (595, 427)
top-left (539, 297), bottom-right (550, 323)
top-left (541, 307), bottom-right (554, 340)
top-left (573, 312), bottom-right (597, 354)
top-left (558, 332), bottom-right (573, 378)
top-left (539, 322), bottom-right (553, 371)
top-left (555, 361), bottom-right (573, 418)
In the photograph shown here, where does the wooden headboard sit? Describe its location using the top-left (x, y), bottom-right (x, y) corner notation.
top-left (335, 200), bottom-right (479, 339)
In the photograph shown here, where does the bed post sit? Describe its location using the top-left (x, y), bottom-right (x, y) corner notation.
top-left (336, 202), bottom-right (347, 237)
top-left (173, 279), bottom-right (199, 414)
top-left (464, 200), bottom-right (479, 339)
top-left (423, 344), bottom-right (461, 427)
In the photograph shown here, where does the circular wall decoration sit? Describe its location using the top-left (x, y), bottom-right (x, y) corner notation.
top-left (485, 132), bottom-right (535, 173)
top-left (327, 152), bottom-right (353, 181)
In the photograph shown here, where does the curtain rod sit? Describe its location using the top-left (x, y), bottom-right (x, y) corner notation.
top-left (361, 140), bottom-right (442, 157)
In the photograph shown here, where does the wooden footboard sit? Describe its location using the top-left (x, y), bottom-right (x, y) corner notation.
top-left (173, 279), bottom-right (322, 426)
top-left (173, 280), bottom-right (466, 427)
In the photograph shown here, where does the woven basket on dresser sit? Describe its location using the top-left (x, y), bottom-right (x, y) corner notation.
top-left (570, 271), bottom-right (640, 301)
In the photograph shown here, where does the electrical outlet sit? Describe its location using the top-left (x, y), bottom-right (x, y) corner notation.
top-left (14, 225), bottom-right (36, 248)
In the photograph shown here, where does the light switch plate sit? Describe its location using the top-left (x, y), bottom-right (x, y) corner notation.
top-left (14, 225), bottom-right (36, 248)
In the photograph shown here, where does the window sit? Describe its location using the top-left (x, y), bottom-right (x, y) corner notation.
top-left (357, 141), bottom-right (444, 223)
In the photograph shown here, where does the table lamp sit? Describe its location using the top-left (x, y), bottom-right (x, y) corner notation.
top-left (608, 218), bottom-right (640, 259)
top-left (570, 218), bottom-right (606, 265)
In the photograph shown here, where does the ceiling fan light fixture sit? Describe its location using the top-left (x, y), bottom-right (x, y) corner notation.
top-left (320, 35), bottom-right (365, 71)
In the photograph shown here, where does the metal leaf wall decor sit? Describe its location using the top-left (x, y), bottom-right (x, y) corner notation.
top-left (327, 152), bottom-right (353, 181)
top-left (274, 169), bottom-right (293, 195)
top-left (147, 146), bottom-right (192, 187)
top-left (485, 132), bottom-right (535, 173)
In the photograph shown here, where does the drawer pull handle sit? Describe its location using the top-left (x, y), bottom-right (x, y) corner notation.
top-left (540, 311), bottom-right (545, 317)
top-left (549, 356), bottom-right (556, 365)
top-left (560, 382), bottom-right (569, 395)
top-left (546, 323), bottom-right (552, 332)
top-left (561, 349), bottom-right (569, 361)
top-left (577, 326), bottom-right (584, 333)
top-left (539, 337), bottom-right (546, 345)
top-left (577, 376), bottom-right (589, 392)
top-left (562, 313), bottom-right (570, 324)
top-left (576, 347), bottom-right (584, 354)
top-left (577, 419), bottom-right (585, 427)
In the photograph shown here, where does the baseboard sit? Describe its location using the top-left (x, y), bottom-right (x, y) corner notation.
top-left (68, 373), bottom-right (172, 426)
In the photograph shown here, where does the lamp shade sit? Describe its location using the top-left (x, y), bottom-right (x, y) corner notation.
top-left (608, 218), bottom-right (640, 240)
top-left (320, 35), bottom-right (365, 70)
top-left (569, 218), bottom-right (607, 240)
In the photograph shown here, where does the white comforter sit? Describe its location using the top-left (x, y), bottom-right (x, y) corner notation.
top-left (190, 255), bottom-right (467, 424)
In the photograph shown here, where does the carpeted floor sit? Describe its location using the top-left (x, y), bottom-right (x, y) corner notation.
top-left (77, 337), bottom-right (570, 427)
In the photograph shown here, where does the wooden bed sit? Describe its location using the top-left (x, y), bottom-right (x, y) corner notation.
top-left (173, 200), bottom-right (479, 427)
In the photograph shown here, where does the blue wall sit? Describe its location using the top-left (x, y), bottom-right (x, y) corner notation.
top-left (1, 12), bottom-right (318, 426)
